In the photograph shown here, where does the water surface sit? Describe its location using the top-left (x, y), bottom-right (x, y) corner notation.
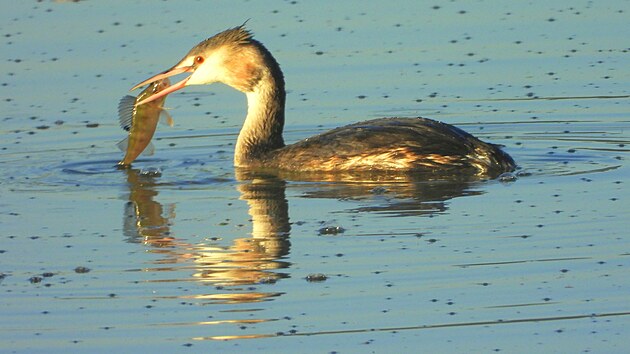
top-left (1, 1), bottom-right (629, 353)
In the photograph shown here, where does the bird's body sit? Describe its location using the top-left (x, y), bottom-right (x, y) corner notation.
top-left (132, 25), bottom-right (516, 177)
top-left (248, 117), bottom-right (514, 176)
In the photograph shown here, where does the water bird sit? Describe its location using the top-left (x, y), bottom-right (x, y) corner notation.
top-left (131, 25), bottom-right (515, 177)
top-left (117, 78), bottom-right (173, 167)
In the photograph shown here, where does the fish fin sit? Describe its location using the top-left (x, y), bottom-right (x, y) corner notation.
top-left (116, 137), bottom-right (129, 152)
top-left (141, 142), bottom-right (155, 156)
top-left (118, 95), bottom-right (136, 131)
top-left (159, 109), bottom-right (174, 127)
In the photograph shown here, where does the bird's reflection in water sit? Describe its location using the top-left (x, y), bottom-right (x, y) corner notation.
top-left (121, 168), bottom-right (290, 305)
top-left (300, 178), bottom-right (482, 217)
top-left (256, 168), bottom-right (486, 217)
top-left (190, 172), bottom-right (292, 292)
top-left (122, 167), bottom-right (486, 306)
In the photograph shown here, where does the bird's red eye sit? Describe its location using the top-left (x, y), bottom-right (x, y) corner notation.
top-left (195, 56), bottom-right (204, 64)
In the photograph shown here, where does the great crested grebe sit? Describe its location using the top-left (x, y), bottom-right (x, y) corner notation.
top-left (131, 25), bottom-right (516, 176)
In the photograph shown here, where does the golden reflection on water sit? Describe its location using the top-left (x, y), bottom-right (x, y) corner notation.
top-left (191, 311), bottom-right (630, 341)
top-left (154, 318), bottom-right (273, 327)
top-left (190, 175), bottom-right (291, 289)
top-left (194, 333), bottom-right (278, 341)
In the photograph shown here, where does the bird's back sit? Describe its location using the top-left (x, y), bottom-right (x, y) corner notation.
top-left (258, 117), bottom-right (515, 176)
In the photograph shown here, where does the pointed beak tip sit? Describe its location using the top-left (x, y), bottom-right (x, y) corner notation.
top-left (129, 65), bottom-right (193, 92)
top-left (129, 81), bottom-right (147, 92)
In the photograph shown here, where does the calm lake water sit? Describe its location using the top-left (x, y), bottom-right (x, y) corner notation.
top-left (1, 1), bottom-right (629, 353)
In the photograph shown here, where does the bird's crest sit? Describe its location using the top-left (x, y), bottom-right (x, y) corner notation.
top-left (191, 24), bottom-right (254, 55)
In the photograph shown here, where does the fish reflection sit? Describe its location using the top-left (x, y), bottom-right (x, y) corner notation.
top-left (122, 168), bottom-right (176, 246)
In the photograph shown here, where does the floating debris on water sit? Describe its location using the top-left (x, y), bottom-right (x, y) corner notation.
top-left (305, 273), bottom-right (327, 282)
top-left (29, 276), bottom-right (43, 284)
top-left (498, 172), bottom-right (518, 183)
top-left (259, 277), bottom-right (278, 284)
top-left (371, 186), bottom-right (388, 194)
top-left (140, 167), bottom-right (162, 177)
top-left (74, 266), bottom-right (91, 274)
top-left (318, 226), bottom-right (345, 235)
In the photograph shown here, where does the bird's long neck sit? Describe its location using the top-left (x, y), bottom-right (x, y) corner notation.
top-left (233, 44), bottom-right (286, 167)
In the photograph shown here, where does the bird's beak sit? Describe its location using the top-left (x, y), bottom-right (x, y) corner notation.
top-left (131, 65), bottom-right (194, 106)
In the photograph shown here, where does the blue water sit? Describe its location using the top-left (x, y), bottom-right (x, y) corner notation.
top-left (1, 1), bottom-right (629, 353)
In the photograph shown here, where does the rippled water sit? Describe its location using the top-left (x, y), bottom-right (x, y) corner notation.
top-left (1, 1), bottom-right (629, 353)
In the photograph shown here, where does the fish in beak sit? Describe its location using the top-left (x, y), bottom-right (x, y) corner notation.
top-left (117, 78), bottom-right (174, 167)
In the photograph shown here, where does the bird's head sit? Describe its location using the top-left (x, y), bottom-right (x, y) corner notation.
top-left (131, 25), bottom-right (267, 106)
